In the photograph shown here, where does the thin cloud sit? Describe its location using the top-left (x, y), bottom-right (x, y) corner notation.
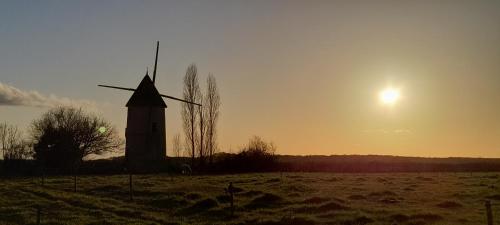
top-left (0, 82), bottom-right (97, 108)
top-left (362, 129), bottom-right (413, 135)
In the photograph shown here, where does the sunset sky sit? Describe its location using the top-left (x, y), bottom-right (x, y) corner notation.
top-left (1, 0), bottom-right (499, 157)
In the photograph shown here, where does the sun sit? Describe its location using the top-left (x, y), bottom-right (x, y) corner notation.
top-left (379, 88), bottom-right (400, 105)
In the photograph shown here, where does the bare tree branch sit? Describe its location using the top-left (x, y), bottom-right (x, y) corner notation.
top-left (172, 133), bottom-right (182, 157)
top-left (0, 123), bottom-right (31, 160)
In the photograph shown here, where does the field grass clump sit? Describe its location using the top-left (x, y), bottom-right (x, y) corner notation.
top-left (416, 176), bottom-right (434, 181)
top-left (316, 201), bottom-right (349, 212)
top-left (347, 194), bottom-right (366, 200)
top-left (281, 183), bottom-right (310, 193)
top-left (368, 190), bottom-right (396, 197)
top-left (239, 190), bottom-right (263, 197)
top-left (0, 208), bottom-right (27, 224)
top-left (324, 177), bottom-right (342, 182)
top-left (436, 200), bottom-right (462, 208)
top-left (216, 194), bottom-right (231, 203)
top-left (265, 178), bottom-right (281, 183)
top-left (257, 216), bottom-right (318, 225)
top-left (302, 196), bottom-right (330, 204)
top-left (340, 215), bottom-right (374, 225)
top-left (246, 193), bottom-right (283, 209)
top-left (150, 196), bottom-right (188, 209)
top-left (409, 213), bottom-right (443, 222)
top-left (389, 213), bottom-right (410, 223)
top-left (185, 192), bottom-right (203, 200)
top-left (488, 194), bottom-right (500, 200)
top-left (183, 198), bottom-right (218, 214)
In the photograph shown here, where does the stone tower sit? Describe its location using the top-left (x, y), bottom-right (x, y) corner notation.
top-left (125, 73), bottom-right (167, 169)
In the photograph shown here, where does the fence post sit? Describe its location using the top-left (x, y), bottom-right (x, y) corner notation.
top-left (73, 174), bottom-right (77, 192)
top-left (486, 200), bottom-right (493, 225)
top-left (129, 173), bottom-right (133, 201)
top-left (36, 207), bottom-right (41, 225)
top-left (226, 182), bottom-right (234, 217)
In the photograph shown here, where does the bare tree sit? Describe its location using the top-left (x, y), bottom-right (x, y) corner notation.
top-left (197, 91), bottom-right (207, 167)
top-left (171, 133), bottom-right (182, 157)
top-left (205, 74), bottom-right (220, 164)
top-left (31, 107), bottom-right (122, 170)
top-left (0, 123), bottom-right (31, 160)
top-left (182, 64), bottom-right (200, 167)
top-left (0, 122), bottom-right (6, 159)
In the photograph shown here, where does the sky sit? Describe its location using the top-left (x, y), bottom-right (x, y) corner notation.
top-left (1, 0), bottom-right (500, 158)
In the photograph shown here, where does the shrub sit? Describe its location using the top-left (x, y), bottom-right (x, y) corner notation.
top-left (211, 136), bottom-right (278, 173)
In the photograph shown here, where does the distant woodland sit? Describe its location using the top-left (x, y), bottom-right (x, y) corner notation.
top-left (276, 155), bottom-right (500, 173)
top-left (2, 154), bottom-right (500, 176)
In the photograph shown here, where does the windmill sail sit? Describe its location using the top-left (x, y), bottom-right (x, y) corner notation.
top-left (98, 85), bottom-right (135, 91)
top-left (98, 84), bottom-right (201, 106)
top-left (160, 94), bottom-right (202, 106)
top-left (153, 41), bottom-right (159, 84)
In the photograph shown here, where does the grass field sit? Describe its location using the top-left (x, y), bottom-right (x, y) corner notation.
top-left (1, 172), bottom-right (499, 225)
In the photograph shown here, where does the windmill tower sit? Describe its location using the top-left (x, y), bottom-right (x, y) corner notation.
top-left (98, 42), bottom-right (201, 170)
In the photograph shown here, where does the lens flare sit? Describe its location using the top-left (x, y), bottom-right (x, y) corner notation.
top-left (98, 126), bottom-right (107, 134)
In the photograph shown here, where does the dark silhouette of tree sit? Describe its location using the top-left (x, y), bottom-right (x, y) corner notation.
top-left (236, 136), bottom-right (277, 171)
top-left (31, 107), bottom-right (122, 170)
top-left (215, 136), bottom-right (278, 173)
top-left (244, 135), bottom-right (277, 156)
top-left (197, 88), bottom-right (207, 167)
top-left (205, 74), bottom-right (220, 164)
top-left (182, 64), bottom-right (200, 168)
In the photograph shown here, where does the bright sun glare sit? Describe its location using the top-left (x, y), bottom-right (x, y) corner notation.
top-left (379, 88), bottom-right (400, 105)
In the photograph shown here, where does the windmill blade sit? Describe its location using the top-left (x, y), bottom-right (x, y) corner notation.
top-left (99, 84), bottom-right (201, 106)
top-left (153, 41), bottom-right (159, 84)
top-left (98, 85), bottom-right (136, 92)
top-left (160, 94), bottom-right (202, 106)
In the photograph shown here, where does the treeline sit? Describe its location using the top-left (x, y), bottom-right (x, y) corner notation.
top-left (207, 154), bottom-right (500, 173)
top-left (0, 135), bottom-right (279, 176)
top-left (2, 154), bottom-right (500, 176)
top-left (277, 155), bottom-right (500, 173)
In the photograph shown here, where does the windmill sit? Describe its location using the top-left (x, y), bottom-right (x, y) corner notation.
top-left (98, 41), bottom-right (201, 170)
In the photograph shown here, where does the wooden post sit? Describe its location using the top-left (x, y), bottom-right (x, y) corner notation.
top-left (486, 200), bottom-right (493, 225)
top-left (230, 191), bottom-right (234, 217)
top-left (227, 182), bottom-right (234, 217)
top-left (129, 173), bottom-right (133, 201)
top-left (73, 174), bottom-right (77, 192)
top-left (279, 172), bottom-right (283, 189)
top-left (36, 207), bottom-right (41, 225)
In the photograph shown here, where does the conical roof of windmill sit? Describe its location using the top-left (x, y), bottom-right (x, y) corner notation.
top-left (126, 75), bottom-right (167, 108)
